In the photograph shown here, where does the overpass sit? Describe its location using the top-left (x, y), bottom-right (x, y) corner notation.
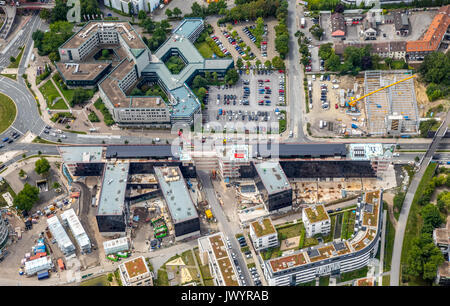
top-left (0, 5), bottom-right (16, 39)
top-left (390, 110), bottom-right (450, 286)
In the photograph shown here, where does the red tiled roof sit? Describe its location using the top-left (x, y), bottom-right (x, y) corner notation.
top-left (406, 5), bottom-right (450, 53)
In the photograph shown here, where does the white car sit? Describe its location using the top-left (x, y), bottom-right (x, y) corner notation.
top-left (289, 130), bottom-right (293, 138)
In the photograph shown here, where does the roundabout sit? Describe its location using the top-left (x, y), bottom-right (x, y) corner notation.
top-left (0, 92), bottom-right (17, 135)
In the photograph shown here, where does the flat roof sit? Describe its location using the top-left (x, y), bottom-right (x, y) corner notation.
top-left (97, 162), bottom-right (129, 216)
top-left (56, 62), bottom-right (110, 81)
top-left (154, 166), bottom-right (198, 224)
top-left (59, 146), bottom-right (104, 163)
top-left (349, 143), bottom-right (386, 160)
top-left (269, 253), bottom-right (307, 273)
top-left (252, 143), bottom-right (347, 158)
top-left (251, 218), bottom-right (276, 238)
top-left (61, 21), bottom-right (146, 51)
top-left (304, 204), bottom-right (330, 224)
top-left (105, 145), bottom-right (180, 159)
top-left (173, 18), bottom-right (204, 38)
top-left (254, 162), bottom-right (291, 195)
top-left (123, 256), bottom-right (149, 279)
top-left (208, 233), bottom-right (239, 286)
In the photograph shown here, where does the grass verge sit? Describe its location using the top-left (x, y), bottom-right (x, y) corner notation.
top-left (0, 93), bottom-right (16, 134)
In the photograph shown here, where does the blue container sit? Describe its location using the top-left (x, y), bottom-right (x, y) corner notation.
top-left (37, 271), bottom-right (49, 280)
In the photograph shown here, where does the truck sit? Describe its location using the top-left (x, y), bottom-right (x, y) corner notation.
top-left (57, 258), bottom-right (65, 270)
top-left (212, 169), bottom-right (216, 179)
top-left (37, 271), bottom-right (49, 280)
top-left (300, 18), bottom-right (306, 28)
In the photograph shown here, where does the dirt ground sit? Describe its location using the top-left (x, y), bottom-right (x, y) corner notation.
top-left (307, 74), bottom-right (366, 137)
top-left (414, 79), bottom-right (450, 118)
top-left (280, 236), bottom-right (300, 251)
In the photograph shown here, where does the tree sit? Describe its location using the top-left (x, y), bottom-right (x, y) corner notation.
top-left (191, 2), bottom-right (203, 17)
top-left (39, 9), bottom-right (51, 21)
top-left (271, 56), bottom-right (285, 70)
top-left (52, 182), bottom-right (61, 189)
top-left (71, 89), bottom-right (91, 106)
top-left (421, 203), bottom-right (443, 232)
top-left (192, 75), bottom-right (208, 89)
top-left (19, 169), bottom-right (26, 178)
top-left (173, 7), bottom-right (182, 18)
top-left (264, 60), bottom-right (272, 69)
top-left (309, 24), bottom-right (324, 40)
top-left (319, 43), bottom-right (333, 61)
top-left (9, 56), bottom-right (15, 63)
top-left (13, 183), bottom-right (39, 212)
top-left (406, 233), bottom-right (444, 281)
top-left (138, 10), bottom-right (147, 20)
top-left (236, 58), bottom-right (243, 69)
top-left (165, 8), bottom-right (173, 18)
top-left (195, 87), bottom-right (208, 102)
top-left (225, 69), bottom-right (239, 85)
top-left (50, 0), bottom-right (69, 23)
top-left (334, 3), bottom-right (345, 13)
top-left (35, 157), bottom-right (50, 175)
top-left (255, 59), bottom-right (262, 69)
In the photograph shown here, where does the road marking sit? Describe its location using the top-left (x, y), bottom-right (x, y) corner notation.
top-left (1, 30), bottom-right (23, 55)
top-left (10, 126), bottom-right (24, 135)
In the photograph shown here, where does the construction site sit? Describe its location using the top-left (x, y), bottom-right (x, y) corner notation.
top-left (307, 70), bottom-right (420, 138)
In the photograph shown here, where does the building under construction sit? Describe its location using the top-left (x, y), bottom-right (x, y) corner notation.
top-left (364, 70), bottom-right (419, 136)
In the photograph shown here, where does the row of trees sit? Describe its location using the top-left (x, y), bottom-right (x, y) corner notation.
top-left (40, 0), bottom-right (100, 23)
top-left (274, 0), bottom-right (289, 59)
top-left (140, 19), bottom-right (171, 51)
top-left (404, 168), bottom-right (447, 282)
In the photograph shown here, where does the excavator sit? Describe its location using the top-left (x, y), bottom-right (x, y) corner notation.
top-left (348, 74), bottom-right (417, 108)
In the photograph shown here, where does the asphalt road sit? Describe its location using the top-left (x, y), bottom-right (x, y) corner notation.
top-left (197, 170), bottom-right (252, 286)
top-left (390, 111), bottom-right (450, 286)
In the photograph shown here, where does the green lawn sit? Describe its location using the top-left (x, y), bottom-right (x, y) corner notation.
top-left (339, 266), bottom-right (368, 283)
top-left (39, 80), bottom-right (68, 110)
top-left (1, 74), bottom-right (17, 80)
top-left (80, 275), bottom-right (110, 286)
top-left (0, 93), bottom-right (16, 134)
top-left (0, 179), bottom-right (17, 207)
top-left (382, 274), bottom-right (390, 286)
top-left (7, 46), bottom-right (24, 69)
top-left (319, 275), bottom-right (330, 286)
top-left (32, 137), bottom-right (60, 145)
top-left (276, 223), bottom-right (303, 239)
top-left (383, 208), bottom-right (396, 272)
top-left (181, 249), bottom-right (196, 267)
top-left (155, 269), bottom-right (169, 286)
top-left (400, 163), bottom-right (438, 284)
top-left (195, 41), bottom-right (215, 58)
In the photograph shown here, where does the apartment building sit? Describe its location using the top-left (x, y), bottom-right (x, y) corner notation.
top-left (264, 191), bottom-right (382, 286)
top-left (406, 5), bottom-right (450, 60)
top-left (302, 204), bottom-right (331, 238)
top-left (249, 217), bottom-right (279, 251)
top-left (198, 232), bottom-right (239, 286)
top-left (118, 256), bottom-right (153, 286)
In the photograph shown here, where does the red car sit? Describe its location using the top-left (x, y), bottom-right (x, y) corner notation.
top-left (264, 87), bottom-right (270, 90)
top-left (265, 79), bottom-right (270, 82)
top-left (279, 90), bottom-right (284, 93)
top-left (335, 104), bottom-right (338, 109)
top-left (262, 41), bottom-right (267, 45)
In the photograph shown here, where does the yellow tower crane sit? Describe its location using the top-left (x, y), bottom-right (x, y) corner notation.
top-left (348, 74), bottom-right (417, 107)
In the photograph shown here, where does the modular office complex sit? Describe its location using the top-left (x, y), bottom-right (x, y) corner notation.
top-left (47, 215), bottom-right (76, 257)
top-left (61, 208), bottom-right (91, 253)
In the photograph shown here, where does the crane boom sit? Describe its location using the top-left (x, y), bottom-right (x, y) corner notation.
top-left (348, 74), bottom-right (417, 107)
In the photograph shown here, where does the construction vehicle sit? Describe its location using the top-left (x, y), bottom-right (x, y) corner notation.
top-left (348, 74), bottom-right (417, 107)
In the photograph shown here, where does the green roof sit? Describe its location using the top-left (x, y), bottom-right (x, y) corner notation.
top-left (304, 205), bottom-right (329, 223)
top-left (251, 218), bottom-right (276, 237)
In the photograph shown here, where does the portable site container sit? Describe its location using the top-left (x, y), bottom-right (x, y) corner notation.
top-left (103, 237), bottom-right (129, 255)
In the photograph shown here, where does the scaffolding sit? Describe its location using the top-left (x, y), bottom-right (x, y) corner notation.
top-left (364, 70), bottom-right (419, 136)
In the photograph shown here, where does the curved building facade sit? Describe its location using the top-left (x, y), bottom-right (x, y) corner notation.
top-left (263, 190), bottom-right (383, 286)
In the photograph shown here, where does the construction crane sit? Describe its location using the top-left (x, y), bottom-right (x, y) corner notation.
top-left (348, 74), bottom-right (417, 107)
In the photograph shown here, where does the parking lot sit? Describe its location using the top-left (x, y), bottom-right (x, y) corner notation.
top-left (205, 70), bottom-right (286, 133)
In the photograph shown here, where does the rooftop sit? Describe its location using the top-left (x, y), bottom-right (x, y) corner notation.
top-left (56, 62), bottom-right (111, 81)
top-left (61, 21), bottom-right (146, 51)
top-left (254, 161), bottom-right (291, 195)
top-left (97, 162), bottom-right (129, 216)
top-left (123, 256), bottom-right (149, 279)
top-left (251, 143), bottom-right (347, 158)
top-left (58, 146), bottom-right (104, 163)
top-left (406, 5), bottom-right (450, 52)
top-left (208, 233), bottom-right (239, 286)
top-left (154, 166), bottom-right (198, 223)
top-left (438, 261), bottom-right (450, 278)
top-left (173, 18), bottom-right (204, 38)
top-left (303, 204), bottom-right (330, 224)
top-left (356, 277), bottom-right (375, 286)
top-left (251, 218), bottom-right (276, 238)
top-left (269, 253), bottom-right (307, 273)
top-left (105, 145), bottom-right (180, 159)
top-left (434, 227), bottom-right (449, 245)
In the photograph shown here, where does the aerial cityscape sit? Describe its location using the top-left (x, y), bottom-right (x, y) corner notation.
top-left (0, 0), bottom-right (449, 291)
